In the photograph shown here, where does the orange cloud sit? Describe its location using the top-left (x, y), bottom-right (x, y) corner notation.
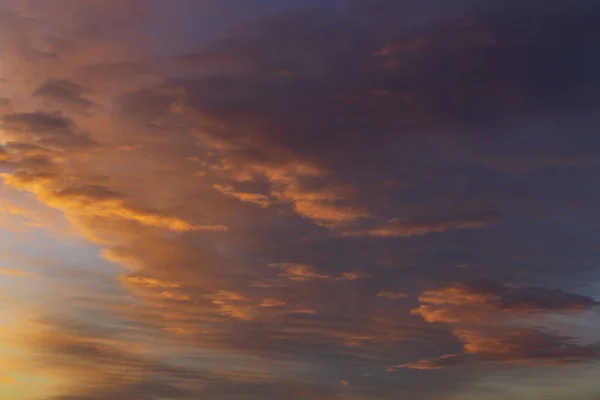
top-left (1, 175), bottom-right (216, 232)
top-left (0, 148), bottom-right (9, 163)
top-left (209, 290), bottom-right (257, 320)
top-left (212, 184), bottom-right (270, 207)
top-left (270, 263), bottom-right (367, 283)
top-left (345, 218), bottom-right (488, 238)
top-left (388, 354), bottom-right (464, 371)
top-left (409, 281), bottom-right (600, 367)
top-left (121, 275), bottom-right (179, 289)
top-left (276, 181), bottom-right (369, 226)
top-left (457, 328), bottom-right (600, 365)
top-left (211, 156), bottom-right (369, 226)
top-left (260, 299), bottom-right (286, 308)
top-left (156, 291), bottom-right (191, 301)
top-left (270, 263), bottom-right (331, 282)
top-left (0, 267), bottom-right (33, 277)
top-left (412, 281), bottom-right (598, 324)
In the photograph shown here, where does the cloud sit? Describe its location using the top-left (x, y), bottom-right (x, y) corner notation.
top-left (0, 147), bottom-right (9, 163)
top-left (347, 217), bottom-right (489, 237)
top-left (1, 176), bottom-right (212, 232)
top-left (2, 1), bottom-right (600, 399)
top-left (3, 112), bottom-right (74, 136)
top-left (409, 281), bottom-right (600, 367)
top-left (377, 291), bottom-right (409, 300)
top-left (33, 79), bottom-right (95, 111)
top-left (0, 98), bottom-right (13, 115)
top-left (12, 313), bottom-right (364, 400)
top-left (212, 183), bottom-right (270, 207)
top-left (0, 267), bottom-right (33, 277)
top-left (336, 271), bottom-right (369, 281)
top-left (209, 290), bottom-right (257, 320)
top-left (121, 275), bottom-right (179, 289)
top-left (270, 263), bottom-right (331, 282)
top-left (55, 185), bottom-right (124, 202)
top-left (457, 328), bottom-right (600, 365)
top-left (412, 281), bottom-right (598, 324)
top-left (1, 112), bottom-right (95, 150)
top-left (269, 263), bottom-right (368, 283)
top-left (260, 298), bottom-right (286, 308)
top-left (210, 156), bottom-right (369, 226)
top-left (494, 287), bottom-right (599, 313)
top-left (11, 318), bottom-right (192, 398)
top-left (274, 179), bottom-right (370, 226)
top-left (388, 354), bottom-right (464, 371)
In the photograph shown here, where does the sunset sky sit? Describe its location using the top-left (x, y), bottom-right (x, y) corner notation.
top-left (1, 1), bottom-right (600, 399)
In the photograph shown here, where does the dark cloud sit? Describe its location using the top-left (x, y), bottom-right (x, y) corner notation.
top-left (494, 287), bottom-right (599, 313)
top-left (56, 185), bottom-right (124, 201)
top-left (103, 2), bottom-right (600, 392)
top-left (3, 112), bottom-right (72, 133)
top-left (33, 79), bottom-right (96, 111)
top-left (115, 0), bottom-right (600, 245)
top-left (127, 0), bottom-right (600, 175)
top-left (343, 215), bottom-right (495, 238)
top-left (410, 281), bottom-right (600, 368)
top-left (419, 280), bottom-right (599, 315)
top-left (0, 97), bottom-right (13, 115)
top-left (461, 328), bottom-right (600, 365)
top-left (1, 112), bottom-right (96, 149)
top-left (395, 328), bottom-right (600, 369)
top-left (390, 354), bottom-right (466, 370)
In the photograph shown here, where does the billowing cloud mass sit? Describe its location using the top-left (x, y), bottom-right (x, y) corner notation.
top-left (0, 0), bottom-right (600, 399)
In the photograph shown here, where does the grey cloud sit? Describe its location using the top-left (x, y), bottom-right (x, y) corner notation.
top-left (56, 185), bottom-right (124, 201)
top-left (2, 112), bottom-right (96, 149)
top-left (463, 328), bottom-right (600, 365)
top-left (114, 1), bottom-right (600, 242)
top-left (495, 287), bottom-right (599, 313)
top-left (34, 79), bottom-right (95, 111)
top-left (148, 1), bottom-right (600, 173)
top-left (411, 280), bottom-right (600, 368)
top-left (396, 328), bottom-right (600, 369)
top-left (452, 280), bottom-right (598, 314)
top-left (390, 354), bottom-right (466, 370)
top-left (0, 97), bottom-right (13, 115)
top-left (3, 112), bottom-right (72, 133)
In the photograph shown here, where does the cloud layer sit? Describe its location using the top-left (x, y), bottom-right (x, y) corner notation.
top-left (1, 0), bottom-right (600, 399)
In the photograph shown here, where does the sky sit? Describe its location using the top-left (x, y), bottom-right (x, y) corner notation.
top-left (0, 0), bottom-right (600, 399)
